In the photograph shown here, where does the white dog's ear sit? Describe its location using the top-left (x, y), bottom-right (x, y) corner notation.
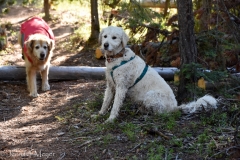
top-left (98, 28), bottom-right (104, 45)
top-left (121, 28), bottom-right (129, 47)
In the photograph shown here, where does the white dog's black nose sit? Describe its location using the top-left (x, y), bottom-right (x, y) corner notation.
top-left (104, 43), bottom-right (109, 49)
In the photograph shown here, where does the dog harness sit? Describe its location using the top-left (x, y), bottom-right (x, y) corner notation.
top-left (20, 17), bottom-right (55, 64)
top-left (110, 56), bottom-right (149, 89)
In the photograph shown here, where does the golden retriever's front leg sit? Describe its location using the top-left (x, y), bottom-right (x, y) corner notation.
top-left (41, 66), bottom-right (50, 91)
top-left (26, 68), bottom-right (38, 97)
top-left (99, 84), bottom-right (114, 115)
top-left (105, 87), bottom-right (128, 123)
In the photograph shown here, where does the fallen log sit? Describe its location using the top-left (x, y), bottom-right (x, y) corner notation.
top-left (0, 66), bottom-right (178, 81)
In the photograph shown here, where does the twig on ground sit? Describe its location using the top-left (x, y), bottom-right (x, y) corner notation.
top-left (58, 152), bottom-right (66, 160)
top-left (77, 137), bottom-right (102, 148)
top-left (226, 145), bottom-right (240, 156)
top-left (210, 145), bottom-right (240, 158)
top-left (144, 127), bottom-right (170, 140)
top-left (128, 143), bottom-right (142, 152)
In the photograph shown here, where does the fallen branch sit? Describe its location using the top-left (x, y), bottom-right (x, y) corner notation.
top-left (0, 66), bottom-right (178, 81)
top-left (211, 145), bottom-right (240, 158)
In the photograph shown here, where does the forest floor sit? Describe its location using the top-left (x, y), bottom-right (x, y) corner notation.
top-left (0, 4), bottom-right (240, 160)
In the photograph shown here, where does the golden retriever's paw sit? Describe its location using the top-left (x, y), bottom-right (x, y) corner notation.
top-left (30, 92), bottom-right (39, 97)
top-left (42, 84), bottom-right (50, 91)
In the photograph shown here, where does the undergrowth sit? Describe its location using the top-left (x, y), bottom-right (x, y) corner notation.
top-left (55, 92), bottom-right (240, 159)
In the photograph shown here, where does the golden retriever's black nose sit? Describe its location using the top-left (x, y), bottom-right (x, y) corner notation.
top-left (104, 43), bottom-right (109, 49)
top-left (40, 52), bottom-right (45, 59)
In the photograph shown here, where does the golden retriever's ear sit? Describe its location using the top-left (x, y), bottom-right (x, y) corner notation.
top-left (48, 39), bottom-right (55, 51)
top-left (98, 28), bottom-right (104, 45)
top-left (25, 39), bottom-right (34, 53)
top-left (121, 28), bottom-right (129, 47)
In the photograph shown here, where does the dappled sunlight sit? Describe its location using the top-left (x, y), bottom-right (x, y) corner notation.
top-left (0, 79), bottom-right (105, 159)
top-left (0, 6), bottom-right (41, 24)
top-left (0, 0), bottom-right (239, 159)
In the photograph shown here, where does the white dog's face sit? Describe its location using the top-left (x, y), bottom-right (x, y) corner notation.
top-left (25, 34), bottom-right (54, 61)
top-left (99, 26), bottom-right (129, 55)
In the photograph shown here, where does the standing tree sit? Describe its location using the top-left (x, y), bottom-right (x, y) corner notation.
top-left (88, 0), bottom-right (100, 46)
top-left (43, 0), bottom-right (51, 21)
top-left (176, 0), bottom-right (198, 103)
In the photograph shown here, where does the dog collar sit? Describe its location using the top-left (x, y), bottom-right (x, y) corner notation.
top-left (106, 48), bottom-right (125, 63)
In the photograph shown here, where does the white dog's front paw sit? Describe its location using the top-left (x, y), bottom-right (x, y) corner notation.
top-left (42, 83), bottom-right (50, 91)
top-left (104, 115), bottom-right (116, 123)
top-left (99, 110), bottom-right (105, 115)
top-left (104, 118), bottom-right (114, 123)
top-left (30, 92), bottom-right (39, 97)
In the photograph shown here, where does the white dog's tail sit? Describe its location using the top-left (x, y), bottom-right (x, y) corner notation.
top-left (179, 95), bottom-right (218, 114)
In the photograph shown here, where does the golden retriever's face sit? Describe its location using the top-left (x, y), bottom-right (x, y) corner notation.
top-left (32, 40), bottom-right (49, 60)
top-left (25, 34), bottom-right (54, 61)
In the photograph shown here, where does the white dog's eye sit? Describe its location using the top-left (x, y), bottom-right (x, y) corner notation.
top-left (35, 46), bottom-right (39, 49)
top-left (43, 45), bottom-right (48, 50)
top-left (104, 35), bottom-right (107, 38)
top-left (112, 36), bottom-right (116, 39)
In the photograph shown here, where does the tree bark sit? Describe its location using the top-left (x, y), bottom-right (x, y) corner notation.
top-left (0, 66), bottom-right (178, 81)
top-left (88, 0), bottom-right (100, 45)
top-left (43, 0), bottom-right (51, 21)
top-left (176, 0), bottom-right (198, 103)
top-left (199, 0), bottom-right (211, 31)
top-left (163, 0), bottom-right (170, 17)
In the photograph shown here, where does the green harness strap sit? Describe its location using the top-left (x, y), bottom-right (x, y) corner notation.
top-left (129, 64), bottom-right (148, 89)
top-left (110, 56), bottom-right (149, 89)
top-left (110, 56), bottom-right (135, 84)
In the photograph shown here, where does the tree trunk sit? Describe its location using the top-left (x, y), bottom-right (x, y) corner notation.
top-left (44, 0), bottom-right (51, 21)
top-left (88, 0), bottom-right (100, 46)
top-left (0, 66), bottom-right (178, 81)
top-left (163, 0), bottom-right (170, 17)
top-left (199, 0), bottom-right (211, 31)
top-left (176, 0), bottom-right (198, 103)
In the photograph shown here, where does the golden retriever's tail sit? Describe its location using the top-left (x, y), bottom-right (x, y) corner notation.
top-left (179, 95), bottom-right (218, 114)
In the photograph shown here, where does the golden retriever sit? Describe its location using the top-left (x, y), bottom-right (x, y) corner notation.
top-left (18, 17), bottom-right (55, 97)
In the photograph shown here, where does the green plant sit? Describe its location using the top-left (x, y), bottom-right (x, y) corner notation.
top-left (200, 112), bottom-right (228, 126)
top-left (170, 136), bottom-right (183, 147)
top-left (147, 143), bottom-right (174, 160)
top-left (147, 145), bottom-right (164, 160)
top-left (102, 134), bottom-right (113, 146)
top-left (206, 140), bottom-right (216, 155)
top-left (197, 131), bottom-right (210, 143)
top-left (85, 93), bottom-right (103, 111)
top-left (158, 110), bottom-right (181, 130)
top-left (120, 122), bottom-right (139, 141)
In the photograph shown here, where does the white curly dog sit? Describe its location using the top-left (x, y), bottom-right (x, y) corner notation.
top-left (98, 26), bottom-right (217, 123)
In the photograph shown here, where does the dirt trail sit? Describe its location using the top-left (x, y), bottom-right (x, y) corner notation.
top-left (0, 5), bottom-right (106, 159)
